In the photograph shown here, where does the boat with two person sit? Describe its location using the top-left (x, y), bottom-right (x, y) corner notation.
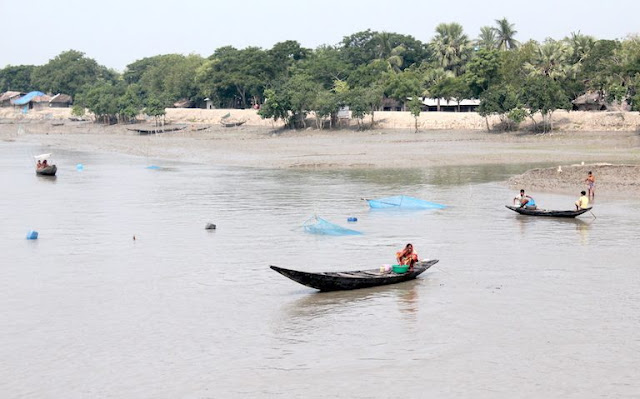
top-left (506, 189), bottom-right (593, 218)
top-left (34, 153), bottom-right (57, 176)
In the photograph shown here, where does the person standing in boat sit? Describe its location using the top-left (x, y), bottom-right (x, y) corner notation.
top-left (575, 191), bottom-right (590, 210)
top-left (585, 171), bottom-right (595, 200)
top-left (396, 243), bottom-right (418, 270)
top-left (514, 189), bottom-right (536, 209)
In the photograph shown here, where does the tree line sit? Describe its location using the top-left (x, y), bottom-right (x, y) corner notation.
top-left (1, 19), bottom-right (639, 130)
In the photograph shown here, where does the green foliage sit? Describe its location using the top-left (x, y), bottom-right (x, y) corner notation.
top-left (429, 22), bottom-right (472, 76)
top-left (0, 65), bottom-right (35, 92)
top-left (464, 49), bottom-right (502, 97)
top-left (30, 50), bottom-right (117, 97)
top-left (408, 96), bottom-right (422, 132)
top-left (7, 24), bottom-right (640, 130)
top-left (197, 46), bottom-right (273, 108)
top-left (124, 54), bottom-right (204, 107)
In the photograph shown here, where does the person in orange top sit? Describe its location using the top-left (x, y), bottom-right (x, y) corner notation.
top-left (585, 171), bottom-right (595, 200)
top-left (396, 243), bottom-right (418, 270)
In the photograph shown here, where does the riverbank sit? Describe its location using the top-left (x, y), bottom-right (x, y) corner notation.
top-left (1, 113), bottom-right (640, 195)
top-left (2, 107), bottom-right (640, 131)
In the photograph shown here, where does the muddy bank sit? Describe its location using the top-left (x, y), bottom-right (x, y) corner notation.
top-left (507, 164), bottom-right (640, 196)
top-left (2, 107), bottom-right (640, 132)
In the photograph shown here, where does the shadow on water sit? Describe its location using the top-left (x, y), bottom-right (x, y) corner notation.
top-left (282, 279), bottom-right (423, 321)
top-left (35, 174), bottom-right (57, 183)
top-left (514, 214), bottom-right (594, 244)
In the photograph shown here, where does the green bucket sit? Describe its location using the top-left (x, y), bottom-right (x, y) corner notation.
top-left (392, 264), bottom-right (409, 273)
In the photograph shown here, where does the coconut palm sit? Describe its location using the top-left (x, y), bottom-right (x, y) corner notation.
top-left (565, 31), bottom-right (596, 65)
top-left (494, 18), bottom-right (520, 50)
top-left (375, 32), bottom-right (405, 72)
top-left (476, 26), bottom-right (497, 50)
top-left (429, 22), bottom-right (472, 76)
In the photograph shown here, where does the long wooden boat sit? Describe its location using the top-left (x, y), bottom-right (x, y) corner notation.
top-left (270, 259), bottom-right (439, 292)
top-left (36, 165), bottom-right (57, 176)
top-left (221, 120), bottom-right (246, 127)
top-left (127, 125), bottom-right (186, 134)
top-left (505, 205), bottom-right (592, 218)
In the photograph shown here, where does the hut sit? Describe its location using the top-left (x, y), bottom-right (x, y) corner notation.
top-left (0, 91), bottom-right (24, 107)
top-left (173, 98), bottom-right (194, 108)
top-left (381, 97), bottom-right (403, 111)
top-left (11, 91), bottom-right (52, 110)
top-left (48, 93), bottom-right (73, 108)
top-left (572, 92), bottom-right (606, 111)
top-left (203, 98), bottom-right (214, 110)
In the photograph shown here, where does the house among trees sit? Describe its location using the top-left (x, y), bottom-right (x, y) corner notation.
top-left (11, 91), bottom-right (52, 110)
top-left (572, 92), bottom-right (606, 111)
top-left (422, 97), bottom-right (480, 112)
top-left (173, 98), bottom-right (194, 108)
top-left (0, 91), bottom-right (24, 107)
top-left (48, 93), bottom-right (73, 108)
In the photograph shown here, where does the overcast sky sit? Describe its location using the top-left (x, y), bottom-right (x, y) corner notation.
top-left (2, 0), bottom-right (638, 71)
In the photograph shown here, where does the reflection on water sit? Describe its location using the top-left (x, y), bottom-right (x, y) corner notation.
top-left (513, 214), bottom-right (594, 245)
top-left (1, 141), bottom-right (639, 398)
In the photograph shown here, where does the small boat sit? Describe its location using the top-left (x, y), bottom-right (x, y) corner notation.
top-left (270, 259), bottom-right (439, 292)
top-left (221, 120), bottom-right (246, 127)
top-left (34, 153), bottom-right (57, 176)
top-left (127, 125), bottom-right (187, 134)
top-left (505, 205), bottom-right (592, 218)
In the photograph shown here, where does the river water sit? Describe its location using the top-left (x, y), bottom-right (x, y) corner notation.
top-left (1, 142), bottom-right (639, 398)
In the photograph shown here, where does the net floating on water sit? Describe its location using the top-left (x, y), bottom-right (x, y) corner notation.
top-left (366, 195), bottom-right (446, 210)
top-left (303, 216), bottom-right (363, 236)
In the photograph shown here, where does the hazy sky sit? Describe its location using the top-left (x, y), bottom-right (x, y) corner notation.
top-left (2, 0), bottom-right (638, 71)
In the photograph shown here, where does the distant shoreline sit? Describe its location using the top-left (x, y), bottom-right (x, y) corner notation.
top-left (1, 107), bottom-right (640, 132)
top-left (1, 110), bottom-right (640, 196)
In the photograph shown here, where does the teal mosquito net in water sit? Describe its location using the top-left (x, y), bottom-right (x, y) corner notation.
top-left (366, 195), bottom-right (446, 210)
top-left (302, 216), bottom-right (363, 236)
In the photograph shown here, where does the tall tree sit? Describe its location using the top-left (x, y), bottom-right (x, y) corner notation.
top-left (31, 50), bottom-right (117, 97)
top-left (494, 18), bottom-right (520, 50)
top-left (429, 22), bottom-right (472, 76)
top-left (476, 26), bottom-right (498, 50)
top-left (0, 65), bottom-right (35, 92)
top-left (197, 46), bottom-right (273, 108)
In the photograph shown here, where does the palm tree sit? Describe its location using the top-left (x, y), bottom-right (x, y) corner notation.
top-left (429, 22), bottom-right (471, 76)
top-left (375, 32), bottom-right (405, 72)
top-left (494, 18), bottom-right (520, 50)
top-left (565, 31), bottom-right (596, 65)
top-left (524, 39), bottom-right (570, 79)
top-left (476, 26), bottom-right (497, 50)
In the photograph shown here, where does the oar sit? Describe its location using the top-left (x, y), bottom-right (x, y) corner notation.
top-left (590, 211), bottom-right (596, 219)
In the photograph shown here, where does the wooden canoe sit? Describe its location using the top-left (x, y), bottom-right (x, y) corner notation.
top-left (36, 165), bottom-right (57, 176)
top-left (270, 259), bottom-right (438, 292)
top-left (505, 205), bottom-right (592, 218)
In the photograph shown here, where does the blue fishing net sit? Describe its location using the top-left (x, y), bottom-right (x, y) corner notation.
top-left (366, 195), bottom-right (446, 209)
top-left (303, 216), bottom-right (363, 236)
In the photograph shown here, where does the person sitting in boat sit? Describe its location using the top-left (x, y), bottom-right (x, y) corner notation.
top-left (37, 160), bottom-right (42, 169)
top-left (575, 191), bottom-right (590, 210)
top-left (514, 189), bottom-right (536, 209)
top-left (42, 159), bottom-right (48, 168)
top-left (396, 243), bottom-right (418, 270)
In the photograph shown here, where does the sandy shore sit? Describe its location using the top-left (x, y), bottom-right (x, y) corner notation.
top-left (1, 109), bottom-right (640, 195)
